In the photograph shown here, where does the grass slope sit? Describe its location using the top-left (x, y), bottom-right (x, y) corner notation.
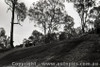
top-left (0, 34), bottom-right (100, 67)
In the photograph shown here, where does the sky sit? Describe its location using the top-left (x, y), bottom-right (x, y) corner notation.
top-left (0, 0), bottom-right (82, 46)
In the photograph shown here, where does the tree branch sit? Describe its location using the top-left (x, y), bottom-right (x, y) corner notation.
top-left (14, 23), bottom-right (22, 26)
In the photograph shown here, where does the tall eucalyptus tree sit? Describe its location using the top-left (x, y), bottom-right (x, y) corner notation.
top-left (5, 0), bottom-right (27, 48)
top-left (67, 0), bottom-right (95, 33)
top-left (28, 0), bottom-right (73, 35)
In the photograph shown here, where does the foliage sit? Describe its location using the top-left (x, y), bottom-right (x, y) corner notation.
top-left (5, 0), bottom-right (27, 22)
top-left (22, 38), bottom-right (31, 47)
top-left (64, 14), bottom-right (75, 36)
top-left (59, 32), bottom-right (67, 40)
top-left (16, 2), bottom-right (27, 22)
top-left (22, 30), bottom-right (43, 47)
top-left (28, 0), bottom-right (73, 35)
top-left (89, 6), bottom-right (100, 33)
top-left (0, 28), bottom-right (6, 37)
top-left (0, 28), bottom-right (6, 48)
top-left (68, 0), bottom-right (96, 33)
top-left (74, 27), bottom-right (83, 35)
top-left (44, 33), bottom-right (57, 43)
top-left (0, 28), bottom-right (10, 49)
top-left (31, 30), bottom-right (43, 40)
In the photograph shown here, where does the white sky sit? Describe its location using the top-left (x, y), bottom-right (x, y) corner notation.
top-left (0, 0), bottom-right (82, 46)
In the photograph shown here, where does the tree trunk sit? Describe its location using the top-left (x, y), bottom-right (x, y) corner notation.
top-left (10, 2), bottom-right (15, 48)
top-left (43, 22), bottom-right (46, 36)
top-left (81, 16), bottom-right (85, 33)
top-left (44, 28), bottom-right (46, 36)
top-left (81, 18), bottom-right (85, 33)
top-left (48, 27), bottom-right (52, 34)
top-left (81, 5), bottom-right (85, 33)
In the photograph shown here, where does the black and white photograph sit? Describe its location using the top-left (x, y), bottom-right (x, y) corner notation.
top-left (0, 0), bottom-right (100, 67)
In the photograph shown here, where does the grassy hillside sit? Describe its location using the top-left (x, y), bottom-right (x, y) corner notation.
top-left (0, 34), bottom-right (100, 67)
